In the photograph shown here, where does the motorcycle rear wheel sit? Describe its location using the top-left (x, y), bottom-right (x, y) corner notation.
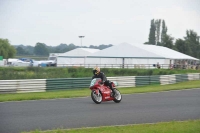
top-left (113, 89), bottom-right (122, 103)
top-left (91, 90), bottom-right (102, 104)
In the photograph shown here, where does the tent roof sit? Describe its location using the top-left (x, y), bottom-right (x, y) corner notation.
top-left (87, 43), bottom-right (164, 59)
top-left (133, 43), bottom-right (199, 60)
top-left (88, 43), bottom-right (199, 60)
top-left (58, 48), bottom-right (100, 57)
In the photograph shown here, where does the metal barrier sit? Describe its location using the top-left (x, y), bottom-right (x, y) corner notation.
top-left (57, 64), bottom-right (200, 69)
top-left (46, 78), bottom-right (91, 90)
top-left (0, 79), bottom-right (46, 93)
top-left (57, 64), bottom-right (170, 69)
top-left (0, 73), bottom-right (199, 93)
top-left (108, 76), bottom-right (136, 87)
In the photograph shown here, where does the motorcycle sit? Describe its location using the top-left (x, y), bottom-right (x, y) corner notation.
top-left (89, 78), bottom-right (122, 104)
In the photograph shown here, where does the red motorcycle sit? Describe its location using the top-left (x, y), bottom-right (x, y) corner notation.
top-left (89, 78), bottom-right (122, 104)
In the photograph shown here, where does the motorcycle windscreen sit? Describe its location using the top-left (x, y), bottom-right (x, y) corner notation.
top-left (90, 78), bottom-right (101, 87)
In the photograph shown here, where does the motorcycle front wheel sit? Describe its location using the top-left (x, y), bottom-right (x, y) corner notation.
top-left (91, 90), bottom-right (102, 104)
top-left (113, 89), bottom-right (122, 103)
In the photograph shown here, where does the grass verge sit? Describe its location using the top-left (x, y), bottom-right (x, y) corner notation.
top-left (0, 80), bottom-right (199, 102)
top-left (23, 120), bottom-right (200, 133)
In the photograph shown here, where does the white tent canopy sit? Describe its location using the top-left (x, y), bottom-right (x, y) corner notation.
top-left (59, 48), bottom-right (99, 57)
top-left (57, 48), bottom-right (100, 66)
top-left (87, 43), bottom-right (199, 60)
top-left (84, 43), bottom-right (199, 68)
top-left (87, 43), bottom-right (164, 59)
top-left (56, 43), bottom-right (199, 68)
top-left (133, 43), bottom-right (199, 60)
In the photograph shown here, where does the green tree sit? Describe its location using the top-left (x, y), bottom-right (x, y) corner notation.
top-left (46, 46), bottom-right (55, 53)
top-left (159, 20), bottom-right (175, 49)
top-left (16, 46), bottom-right (26, 55)
top-left (0, 38), bottom-right (16, 58)
top-left (16, 46), bottom-right (31, 55)
top-left (175, 39), bottom-right (192, 55)
top-left (144, 42), bottom-right (150, 44)
top-left (148, 19), bottom-right (156, 45)
top-left (26, 46), bottom-right (34, 55)
top-left (162, 34), bottom-right (174, 49)
top-left (161, 20), bottom-right (167, 44)
top-left (98, 44), bottom-right (113, 50)
top-left (89, 45), bottom-right (98, 49)
top-left (184, 30), bottom-right (200, 58)
top-left (68, 43), bottom-right (76, 51)
top-left (155, 19), bottom-right (161, 45)
top-left (34, 42), bottom-right (49, 56)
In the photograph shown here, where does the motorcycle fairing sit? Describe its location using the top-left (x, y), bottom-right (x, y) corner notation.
top-left (100, 85), bottom-right (114, 101)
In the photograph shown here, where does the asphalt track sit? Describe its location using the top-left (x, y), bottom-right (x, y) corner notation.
top-left (0, 89), bottom-right (200, 133)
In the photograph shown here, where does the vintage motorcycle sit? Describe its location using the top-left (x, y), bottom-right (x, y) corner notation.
top-left (89, 78), bottom-right (122, 104)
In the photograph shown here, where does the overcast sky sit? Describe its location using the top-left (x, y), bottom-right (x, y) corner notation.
top-left (0, 0), bottom-right (199, 47)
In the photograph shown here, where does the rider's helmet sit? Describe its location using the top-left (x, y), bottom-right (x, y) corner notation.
top-left (93, 67), bottom-right (100, 75)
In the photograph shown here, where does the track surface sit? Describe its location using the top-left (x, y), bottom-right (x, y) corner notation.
top-left (0, 89), bottom-right (200, 133)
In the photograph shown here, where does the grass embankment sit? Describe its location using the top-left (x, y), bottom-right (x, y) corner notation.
top-left (0, 80), bottom-right (199, 102)
top-left (0, 67), bottom-right (199, 79)
top-left (24, 120), bottom-right (200, 133)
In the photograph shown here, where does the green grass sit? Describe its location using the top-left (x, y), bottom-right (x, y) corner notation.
top-left (23, 120), bottom-right (200, 133)
top-left (0, 67), bottom-right (200, 79)
top-left (0, 80), bottom-right (199, 102)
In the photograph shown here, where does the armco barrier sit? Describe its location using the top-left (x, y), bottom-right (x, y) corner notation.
top-left (160, 75), bottom-right (176, 85)
top-left (175, 74), bottom-right (188, 83)
top-left (108, 76), bottom-right (136, 87)
top-left (150, 75), bottom-right (161, 85)
top-left (135, 75), bottom-right (161, 86)
top-left (188, 73), bottom-right (200, 80)
top-left (46, 78), bottom-right (91, 90)
top-left (135, 76), bottom-right (150, 86)
top-left (0, 79), bottom-right (46, 93)
top-left (0, 73), bottom-right (199, 93)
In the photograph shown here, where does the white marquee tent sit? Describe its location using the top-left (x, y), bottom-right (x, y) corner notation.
top-left (134, 43), bottom-right (198, 60)
top-left (56, 48), bottom-right (100, 67)
top-left (85, 43), bottom-right (199, 68)
top-left (55, 43), bottom-right (199, 68)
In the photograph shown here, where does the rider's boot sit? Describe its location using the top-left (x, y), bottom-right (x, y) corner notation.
top-left (111, 89), bottom-right (116, 97)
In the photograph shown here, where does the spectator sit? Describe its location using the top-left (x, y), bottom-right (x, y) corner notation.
top-left (157, 62), bottom-right (161, 69)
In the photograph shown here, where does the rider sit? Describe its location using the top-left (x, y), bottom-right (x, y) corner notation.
top-left (92, 67), bottom-right (115, 96)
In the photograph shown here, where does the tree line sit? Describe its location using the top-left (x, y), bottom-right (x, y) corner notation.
top-left (0, 39), bottom-right (113, 58)
top-left (14, 43), bottom-right (113, 56)
top-left (145, 19), bottom-right (200, 59)
top-left (0, 40), bottom-right (113, 58)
